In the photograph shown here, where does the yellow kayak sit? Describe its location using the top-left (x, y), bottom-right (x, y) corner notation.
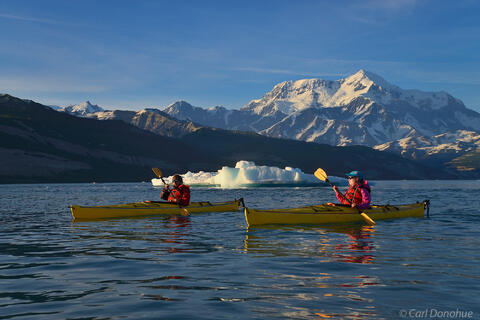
top-left (244, 200), bottom-right (429, 226)
top-left (71, 198), bottom-right (244, 220)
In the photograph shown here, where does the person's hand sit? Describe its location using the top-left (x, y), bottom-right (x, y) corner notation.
top-left (333, 185), bottom-right (339, 193)
top-left (351, 203), bottom-right (357, 208)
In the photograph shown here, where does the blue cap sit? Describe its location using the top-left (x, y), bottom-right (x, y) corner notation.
top-left (346, 171), bottom-right (363, 179)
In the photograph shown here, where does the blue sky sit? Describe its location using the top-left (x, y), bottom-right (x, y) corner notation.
top-left (1, 0), bottom-right (479, 112)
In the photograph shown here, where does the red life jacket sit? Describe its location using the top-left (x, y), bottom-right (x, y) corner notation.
top-left (167, 184), bottom-right (190, 206)
top-left (341, 182), bottom-right (371, 205)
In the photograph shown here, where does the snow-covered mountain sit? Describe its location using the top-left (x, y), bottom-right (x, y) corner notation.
top-left (62, 101), bottom-right (103, 116)
top-left (163, 101), bottom-right (255, 130)
top-left (95, 109), bottom-right (202, 137)
top-left (162, 70), bottom-right (480, 161)
top-left (56, 100), bottom-right (202, 137)
top-left (53, 70), bottom-right (480, 165)
top-left (374, 130), bottom-right (480, 163)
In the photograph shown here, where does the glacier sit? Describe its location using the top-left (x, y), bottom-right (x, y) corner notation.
top-left (152, 160), bottom-right (347, 188)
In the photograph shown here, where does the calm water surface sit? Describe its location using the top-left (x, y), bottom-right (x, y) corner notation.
top-left (1, 181), bottom-right (479, 319)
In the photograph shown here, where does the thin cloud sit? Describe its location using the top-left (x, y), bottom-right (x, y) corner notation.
top-left (0, 13), bottom-right (60, 25)
top-left (361, 0), bottom-right (419, 10)
top-left (343, 0), bottom-right (420, 25)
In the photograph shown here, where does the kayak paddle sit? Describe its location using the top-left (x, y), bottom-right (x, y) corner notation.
top-left (152, 167), bottom-right (167, 185)
top-left (314, 168), bottom-right (376, 226)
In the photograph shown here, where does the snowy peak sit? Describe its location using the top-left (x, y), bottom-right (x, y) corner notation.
top-left (167, 100), bottom-right (195, 112)
top-left (333, 70), bottom-right (391, 104)
top-left (242, 69), bottom-right (460, 117)
top-left (162, 101), bottom-right (201, 120)
top-left (343, 69), bottom-right (393, 90)
top-left (241, 78), bottom-right (342, 116)
top-left (164, 100), bottom-right (229, 116)
top-left (162, 100), bottom-right (240, 129)
top-left (342, 69), bottom-right (457, 110)
top-left (241, 69), bottom-right (393, 116)
top-left (165, 101), bottom-right (229, 116)
top-left (207, 105), bottom-right (228, 113)
top-left (63, 101), bottom-right (104, 116)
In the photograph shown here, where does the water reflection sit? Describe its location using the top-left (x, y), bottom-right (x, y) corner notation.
top-left (331, 226), bottom-right (375, 264)
top-left (69, 215), bottom-right (192, 256)
top-left (314, 310), bottom-right (380, 319)
top-left (244, 225), bottom-right (376, 264)
top-left (243, 225), bottom-right (381, 319)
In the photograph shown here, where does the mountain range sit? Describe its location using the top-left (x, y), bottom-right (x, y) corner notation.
top-left (59, 70), bottom-right (480, 174)
top-left (161, 70), bottom-right (480, 161)
top-left (71, 102), bottom-right (204, 137)
top-left (0, 94), bottom-right (198, 183)
top-left (0, 93), bottom-right (449, 183)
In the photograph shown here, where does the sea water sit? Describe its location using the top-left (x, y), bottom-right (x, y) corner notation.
top-left (0, 181), bottom-right (479, 319)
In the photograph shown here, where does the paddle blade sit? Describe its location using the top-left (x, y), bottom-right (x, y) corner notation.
top-left (314, 168), bottom-right (328, 182)
top-left (360, 212), bottom-right (376, 225)
top-left (180, 208), bottom-right (190, 216)
top-left (152, 168), bottom-right (163, 178)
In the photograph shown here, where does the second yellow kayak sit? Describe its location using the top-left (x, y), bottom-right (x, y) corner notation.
top-left (245, 201), bottom-right (429, 226)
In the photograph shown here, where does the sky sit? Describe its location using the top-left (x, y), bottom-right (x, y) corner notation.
top-left (1, 0), bottom-right (479, 112)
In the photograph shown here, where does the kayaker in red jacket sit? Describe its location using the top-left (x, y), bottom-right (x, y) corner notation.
top-left (160, 174), bottom-right (191, 206)
top-left (333, 171), bottom-right (371, 210)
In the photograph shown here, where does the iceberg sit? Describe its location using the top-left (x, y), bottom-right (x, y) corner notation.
top-left (152, 160), bottom-right (347, 188)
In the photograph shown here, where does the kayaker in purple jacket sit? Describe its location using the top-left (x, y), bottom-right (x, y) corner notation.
top-left (333, 171), bottom-right (371, 210)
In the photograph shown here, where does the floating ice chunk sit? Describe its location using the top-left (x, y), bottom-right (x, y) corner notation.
top-left (152, 170), bottom-right (214, 186)
top-left (152, 160), bottom-right (347, 188)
